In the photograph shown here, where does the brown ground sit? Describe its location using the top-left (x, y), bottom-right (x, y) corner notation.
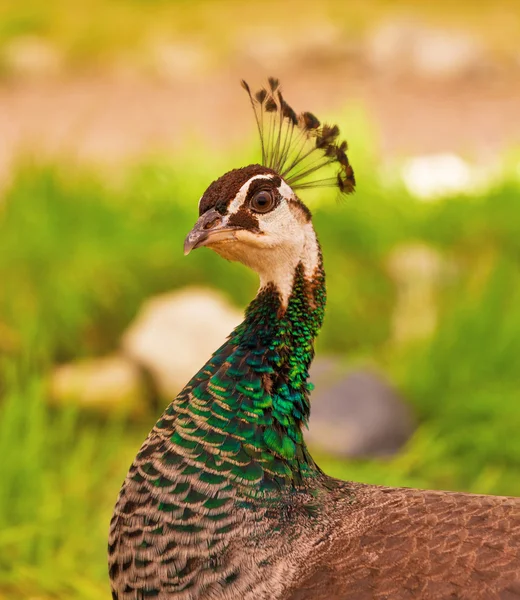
top-left (1, 63), bottom-right (519, 176)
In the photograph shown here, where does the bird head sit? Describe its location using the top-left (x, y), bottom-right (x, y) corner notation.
top-left (184, 164), bottom-right (315, 273)
top-left (184, 78), bottom-right (355, 300)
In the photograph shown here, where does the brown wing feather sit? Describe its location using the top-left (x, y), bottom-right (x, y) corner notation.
top-left (286, 484), bottom-right (520, 600)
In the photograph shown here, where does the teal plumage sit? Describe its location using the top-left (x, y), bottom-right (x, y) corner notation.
top-left (170, 260), bottom-right (325, 486)
top-left (109, 79), bottom-right (520, 600)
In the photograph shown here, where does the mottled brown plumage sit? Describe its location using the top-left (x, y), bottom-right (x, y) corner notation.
top-left (286, 483), bottom-right (520, 600)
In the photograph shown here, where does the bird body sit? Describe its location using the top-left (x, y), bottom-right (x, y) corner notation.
top-left (287, 484), bottom-right (520, 600)
top-left (109, 79), bottom-right (520, 599)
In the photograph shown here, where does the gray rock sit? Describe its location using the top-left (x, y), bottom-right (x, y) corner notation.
top-left (306, 362), bottom-right (415, 458)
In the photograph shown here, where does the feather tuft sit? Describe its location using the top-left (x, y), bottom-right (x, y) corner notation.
top-left (301, 112), bottom-right (320, 130)
top-left (255, 88), bottom-right (267, 103)
top-left (268, 77), bottom-right (280, 92)
top-left (265, 98), bottom-right (277, 112)
top-left (241, 78), bottom-right (355, 196)
top-left (282, 102), bottom-right (298, 126)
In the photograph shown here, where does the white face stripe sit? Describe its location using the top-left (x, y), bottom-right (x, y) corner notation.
top-left (277, 179), bottom-right (296, 202)
top-left (197, 174), bottom-right (274, 214)
top-left (199, 173), bottom-right (292, 216)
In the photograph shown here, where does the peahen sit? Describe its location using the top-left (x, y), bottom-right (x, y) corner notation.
top-left (109, 78), bottom-right (520, 600)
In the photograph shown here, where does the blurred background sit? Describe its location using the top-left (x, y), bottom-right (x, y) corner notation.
top-left (1, 0), bottom-right (520, 598)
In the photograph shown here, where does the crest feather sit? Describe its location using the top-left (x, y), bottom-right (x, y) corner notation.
top-left (241, 78), bottom-right (355, 195)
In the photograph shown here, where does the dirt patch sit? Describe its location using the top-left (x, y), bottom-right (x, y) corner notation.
top-left (1, 62), bottom-right (519, 176)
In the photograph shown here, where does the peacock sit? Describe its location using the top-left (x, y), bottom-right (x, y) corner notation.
top-left (109, 78), bottom-right (520, 600)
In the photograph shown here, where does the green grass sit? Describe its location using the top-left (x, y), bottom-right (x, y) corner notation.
top-left (0, 364), bottom-right (130, 598)
top-left (1, 138), bottom-right (520, 598)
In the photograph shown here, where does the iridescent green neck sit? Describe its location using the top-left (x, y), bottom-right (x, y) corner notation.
top-left (232, 261), bottom-right (325, 434)
top-left (160, 258), bottom-right (326, 493)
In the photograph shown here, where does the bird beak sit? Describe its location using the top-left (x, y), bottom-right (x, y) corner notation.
top-left (183, 209), bottom-right (238, 256)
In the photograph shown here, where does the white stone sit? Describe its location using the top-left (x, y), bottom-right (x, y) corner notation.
top-left (401, 153), bottom-right (475, 200)
top-left (122, 287), bottom-right (243, 398)
top-left (49, 354), bottom-right (145, 413)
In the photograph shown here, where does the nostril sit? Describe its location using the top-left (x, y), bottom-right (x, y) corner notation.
top-left (203, 215), bottom-right (221, 230)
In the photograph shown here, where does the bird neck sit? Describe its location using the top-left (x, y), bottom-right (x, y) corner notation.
top-left (224, 254), bottom-right (327, 487)
top-left (252, 220), bottom-right (323, 307)
top-left (234, 259), bottom-right (326, 431)
top-left (165, 242), bottom-right (326, 493)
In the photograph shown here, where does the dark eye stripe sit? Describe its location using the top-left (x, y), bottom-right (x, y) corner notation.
top-left (227, 208), bottom-right (260, 231)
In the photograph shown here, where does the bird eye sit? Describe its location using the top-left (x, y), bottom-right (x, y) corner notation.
top-left (250, 190), bottom-right (275, 213)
